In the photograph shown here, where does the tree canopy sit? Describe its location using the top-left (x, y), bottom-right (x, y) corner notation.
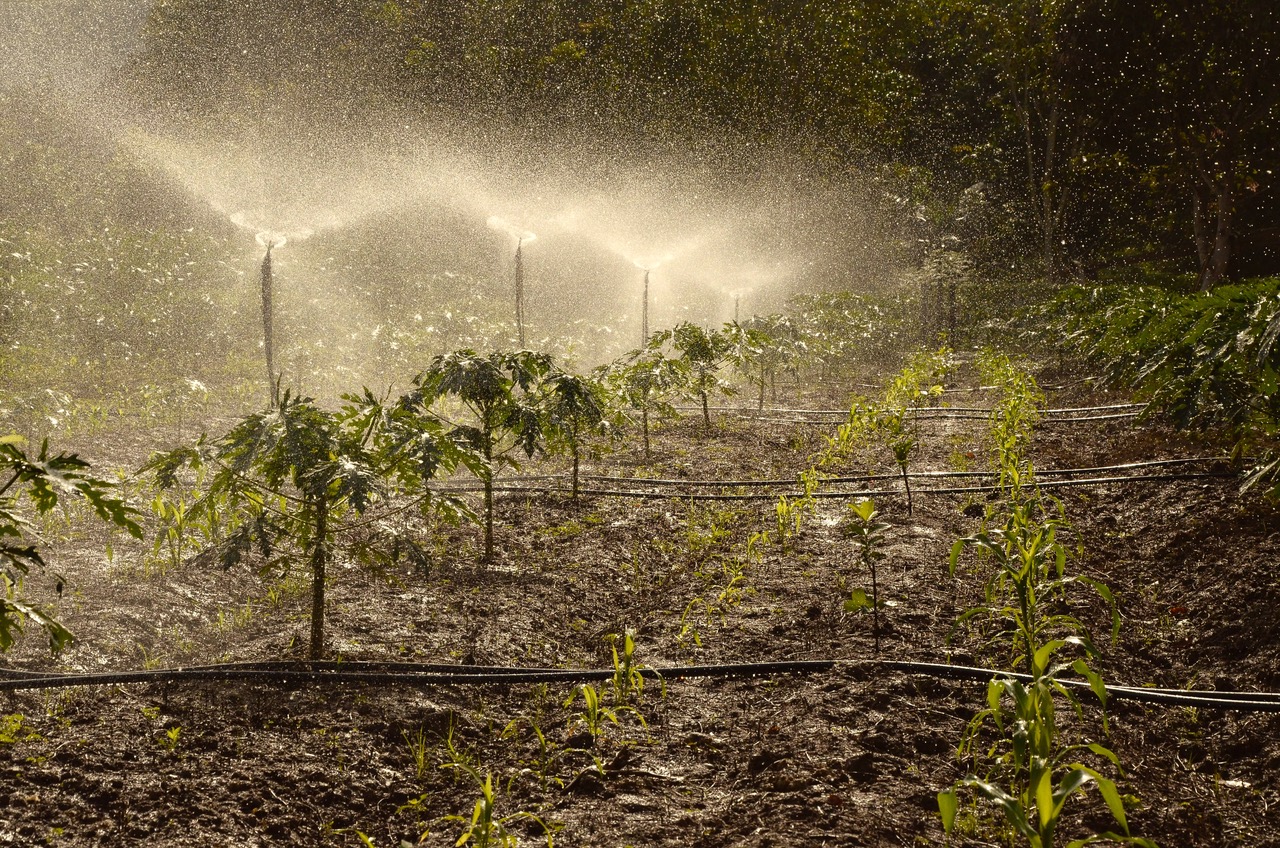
top-left (120, 0), bottom-right (1279, 285)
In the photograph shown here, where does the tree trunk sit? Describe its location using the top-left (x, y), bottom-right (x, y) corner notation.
top-left (758, 365), bottom-right (766, 411)
top-left (571, 441), bottom-right (580, 499)
top-left (1040, 93), bottom-right (1060, 281)
top-left (1202, 178), bottom-right (1235, 290)
top-left (641, 405), bottom-right (650, 460)
top-left (700, 390), bottom-right (711, 430)
top-left (308, 497), bottom-right (328, 660)
top-left (483, 426), bottom-right (494, 560)
top-left (1192, 186), bottom-right (1212, 272)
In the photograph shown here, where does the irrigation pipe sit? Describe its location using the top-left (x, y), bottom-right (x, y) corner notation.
top-left (517, 458), bottom-right (1230, 489)
top-left (741, 412), bottom-right (1145, 425)
top-left (702, 402), bottom-right (1144, 419)
top-left (0, 660), bottom-right (835, 692)
top-left (563, 457), bottom-right (1224, 489)
top-left (877, 661), bottom-right (1280, 713)
top-left (435, 471), bottom-right (1232, 501)
top-left (4, 658), bottom-right (1279, 712)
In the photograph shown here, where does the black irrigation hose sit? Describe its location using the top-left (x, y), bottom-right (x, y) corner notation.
top-left (878, 661), bottom-right (1280, 713)
top-left (0, 660), bottom-right (836, 692)
top-left (916, 412), bottom-right (1142, 423)
top-left (727, 404), bottom-right (1146, 420)
top-left (446, 471), bottom-right (1231, 501)
top-left (733, 411), bottom-right (1144, 425)
top-left (5, 658), bottom-right (1279, 711)
top-left (446, 458), bottom-right (1226, 495)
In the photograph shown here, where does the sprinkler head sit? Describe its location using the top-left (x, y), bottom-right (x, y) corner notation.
top-left (230, 211), bottom-right (314, 249)
top-left (255, 231), bottom-right (287, 249)
top-left (487, 215), bottom-right (536, 244)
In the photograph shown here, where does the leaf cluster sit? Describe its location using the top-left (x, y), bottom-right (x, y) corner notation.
top-left (144, 390), bottom-right (475, 574)
top-left (1039, 278), bottom-right (1280, 496)
top-left (1, 435), bottom-right (143, 651)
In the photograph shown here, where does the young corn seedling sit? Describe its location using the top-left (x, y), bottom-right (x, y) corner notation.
top-left (978, 350), bottom-right (1044, 503)
top-left (949, 499), bottom-right (1119, 676)
top-left (565, 683), bottom-right (619, 742)
top-left (403, 726), bottom-right (430, 782)
top-left (609, 627), bottom-right (647, 708)
top-left (441, 764), bottom-right (555, 848)
top-left (939, 640), bottom-right (1154, 848)
top-left (773, 469), bottom-right (820, 549)
top-left (844, 499), bottom-right (889, 652)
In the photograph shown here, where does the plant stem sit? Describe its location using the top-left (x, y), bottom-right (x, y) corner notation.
top-left (871, 558), bottom-right (880, 654)
top-left (483, 425), bottom-right (494, 560)
top-left (0, 470), bottom-right (22, 500)
top-left (899, 462), bottom-right (913, 516)
top-left (571, 441), bottom-right (580, 499)
top-left (309, 497), bottom-right (328, 660)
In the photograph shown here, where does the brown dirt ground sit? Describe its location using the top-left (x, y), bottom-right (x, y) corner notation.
top-left (2, 357), bottom-right (1279, 847)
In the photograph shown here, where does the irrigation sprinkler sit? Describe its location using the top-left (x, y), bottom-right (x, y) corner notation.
top-left (232, 212), bottom-right (313, 408)
top-left (730, 288), bottom-right (752, 323)
top-left (260, 240), bottom-right (278, 408)
top-left (642, 268), bottom-right (650, 345)
top-left (632, 258), bottom-right (668, 347)
top-left (488, 216), bottom-right (537, 348)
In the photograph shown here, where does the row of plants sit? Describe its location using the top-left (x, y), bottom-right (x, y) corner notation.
top-left (765, 345), bottom-right (953, 554)
top-left (0, 305), bottom-right (884, 662)
top-left (4, 336), bottom-right (1166, 846)
top-left (1035, 277), bottom-right (1280, 497)
top-left (132, 320), bottom-right (849, 662)
top-left (940, 353), bottom-right (1153, 847)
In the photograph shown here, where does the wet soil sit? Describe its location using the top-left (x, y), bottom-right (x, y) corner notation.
top-left (2, 360), bottom-right (1279, 847)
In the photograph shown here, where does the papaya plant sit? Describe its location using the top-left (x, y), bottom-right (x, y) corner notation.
top-left (146, 391), bottom-right (475, 659)
top-left (1, 435), bottom-right (142, 651)
top-left (605, 346), bottom-right (688, 460)
top-left (538, 369), bottom-right (615, 498)
top-left (650, 322), bottom-right (738, 430)
top-left (737, 314), bottom-right (806, 410)
top-left (402, 349), bottom-right (554, 559)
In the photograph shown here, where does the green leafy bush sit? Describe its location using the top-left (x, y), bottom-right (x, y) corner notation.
top-left (1038, 278), bottom-right (1280, 495)
top-left (1, 435), bottom-right (142, 651)
top-left (146, 391), bottom-right (477, 658)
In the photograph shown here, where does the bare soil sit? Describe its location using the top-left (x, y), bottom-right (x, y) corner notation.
top-left (2, 360), bottom-right (1279, 847)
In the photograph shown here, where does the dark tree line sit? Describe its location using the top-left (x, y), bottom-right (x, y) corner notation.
top-left (122, 0), bottom-right (1279, 288)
